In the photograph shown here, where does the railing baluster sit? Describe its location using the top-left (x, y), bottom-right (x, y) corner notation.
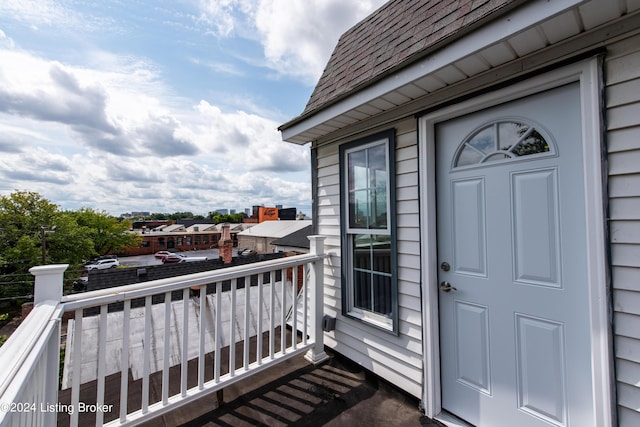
top-left (229, 279), bottom-right (236, 376)
top-left (96, 304), bottom-right (108, 425)
top-left (162, 291), bottom-right (171, 405)
top-left (70, 308), bottom-right (82, 427)
top-left (120, 300), bottom-right (130, 423)
top-left (281, 268), bottom-right (286, 353)
top-left (142, 295), bottom-right (152, 413)
top-left (292, 266), bottom-right (298, 349)
top-left (269, 271), bottom-right (275, 360)
top-left (257, 274), bottom-right (263, 365)
top-left (303, 264), bottom-right (308, 346)
top-left (198, 284), bottom-right (205, 390)
top-left (181, 288), bottom-right (189, 397)
top-left (214, 282), bottom-right (221, 383)
top-left (244, 275), bottom-right (250, 370)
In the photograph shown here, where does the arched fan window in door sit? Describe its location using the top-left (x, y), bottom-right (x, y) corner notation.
top-left (454, 119), bottom-right (556, 168)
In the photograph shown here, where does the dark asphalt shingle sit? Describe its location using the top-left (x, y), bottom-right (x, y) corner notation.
top-left (302, 0), bottom-right (518, 117)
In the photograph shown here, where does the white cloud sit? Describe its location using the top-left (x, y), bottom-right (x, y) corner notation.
top-left (0, 0), bottom-right (69, 27)
top-left (0, 30), bottom-right (15, 48)
top-left (0, 42), bottom-right (310, 214)
top-left (0, 0), bottom-right (111, 33)
top-left (254, 0), bottom-right (385, 83)
top-left (196, 0), bottom-right (386, 84)
top-left (196, 0), bottom-right (254, 37)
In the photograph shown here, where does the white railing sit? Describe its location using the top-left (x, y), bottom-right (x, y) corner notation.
top-left (0, 236), bottom-right (327, 427)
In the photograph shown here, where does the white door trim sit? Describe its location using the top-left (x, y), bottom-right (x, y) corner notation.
top-left (418, 57), bottom-right (613, 426)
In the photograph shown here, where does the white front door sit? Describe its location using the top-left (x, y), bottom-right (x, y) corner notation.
top-left (436, 83), bottom-right (595, 426)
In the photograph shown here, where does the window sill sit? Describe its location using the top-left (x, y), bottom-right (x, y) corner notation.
top-left (346, 308), bottom-right (395, 333)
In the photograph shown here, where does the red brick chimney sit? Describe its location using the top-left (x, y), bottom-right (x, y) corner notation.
top-left (219, 223), bottom-right (233, 264)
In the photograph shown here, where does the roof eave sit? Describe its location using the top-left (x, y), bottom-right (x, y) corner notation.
top-left (279, 0), bottom-right (588, 145)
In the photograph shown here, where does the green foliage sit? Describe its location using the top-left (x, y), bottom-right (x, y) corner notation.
top-left (0, 191), bottom-right (59, 273)
top-left (0, 191), bottom-right (141, 299)
top-left (208, 212), bottom-right (247, 224)
top-left (66, 208), bottom-right (141, 256)
top-left (0, 313), bottom-right (11, 347)
top-left (148, 212), bottom-right (169, 220)
top-left (165, 211), bottom-right (206, 220)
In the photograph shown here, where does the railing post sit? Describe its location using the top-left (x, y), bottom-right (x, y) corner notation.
top-left (305, 236), bottom-right (329, 365)
top-left (29, 264), bottom-right (67, 426)
top-left (29, 264), bottom-right (68, 305)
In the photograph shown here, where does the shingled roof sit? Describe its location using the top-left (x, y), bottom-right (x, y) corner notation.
top-left (301, 0), bottom-right (519, 117)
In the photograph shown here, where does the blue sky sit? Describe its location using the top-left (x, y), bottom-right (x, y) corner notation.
top-left (0, 0), bottom-right (386, 216)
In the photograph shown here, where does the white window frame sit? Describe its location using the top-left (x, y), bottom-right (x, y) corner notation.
top-left (340, 129), bottom-right (398, 333)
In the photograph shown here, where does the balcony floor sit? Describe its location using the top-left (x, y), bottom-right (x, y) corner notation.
top-left (140, 348), bottom-right (439, 427)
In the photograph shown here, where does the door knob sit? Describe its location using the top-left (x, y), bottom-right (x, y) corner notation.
top-left (440, 281), bottom-right (457, 292)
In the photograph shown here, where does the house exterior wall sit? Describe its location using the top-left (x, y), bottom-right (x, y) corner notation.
top-left (606, 32), bottom-right (640, 426)
top-left (310, 18), bottom-right (640, 425)
top-left (316, 118), bottom-right (423, 398)
top-left (237, 235), bottom-right (273, 254)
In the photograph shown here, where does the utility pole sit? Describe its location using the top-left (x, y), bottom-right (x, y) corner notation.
top-left (40, 226), bottom-right (57, 264)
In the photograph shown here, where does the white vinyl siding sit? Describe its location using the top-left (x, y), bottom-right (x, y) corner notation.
top-left (606, 32), bottom-right (640, 426)
top-left (315, 119), bottom-right (422, 397)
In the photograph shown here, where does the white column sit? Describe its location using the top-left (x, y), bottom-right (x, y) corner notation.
top-left (29, 264), bottom-right (68, 305)
top-left (305, 235), bottom-right (329, 365)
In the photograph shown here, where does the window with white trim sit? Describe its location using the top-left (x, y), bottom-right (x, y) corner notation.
top-left (340, 129), bottom-right (397, 333)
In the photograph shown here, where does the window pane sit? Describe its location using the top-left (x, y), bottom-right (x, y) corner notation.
top-left (468, 126), bottom-right (494, 154)
top-left (457, 146), bottom-right (484, 166)
top-left (372, 273), bottom-right (392, 315)
top-left (352, 234), bottom-right (392, 317)
top-left (348, 150), bottom-right (367, 190)
top-left (499, 121), bottom-right (528, 151)
top-left (514, 129), bottom-right (550, 156)
top-left (349, 189), bottom-right (369, 229)
top-left (354, 235), bottom-right (372, 270)
top-left (372, 235), bottom-right (392, 273)
top-left (354, 270), bottom-right (371, 311)
top-left (347, 142), bottom-right (389, 230)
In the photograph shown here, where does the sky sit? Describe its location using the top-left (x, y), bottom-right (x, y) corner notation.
top-left (0, 0), bottom-right (387, 217)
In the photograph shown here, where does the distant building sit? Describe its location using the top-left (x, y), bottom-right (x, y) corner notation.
top-left (242, 206), bottom-right (298, 223)
top-left (132, 220), bottom-right (172, 230)
top-left (237, 220), bottom-right (312, 254)
top-left (121, 211), bottom-right (151, 219)
top-left (120, 223), bottom-right (251, 256)
top-left (270, 225), bottom-right (313, 254)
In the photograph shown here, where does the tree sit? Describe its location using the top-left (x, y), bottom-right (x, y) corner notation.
top-left (0, 191), bottom-right (141, 300)
top-left (174, 212), bottom-right (202, 220)
top-left (208, 212), bottom-right (247, 224)
top-left (66, 208), bottom-right (140, 256)
top-left (148, 213), bottom-right (169, 220)
top-left (0, 191), bottom-right (81, 300)
top-left (0, 191), bottom-right (60, 273)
